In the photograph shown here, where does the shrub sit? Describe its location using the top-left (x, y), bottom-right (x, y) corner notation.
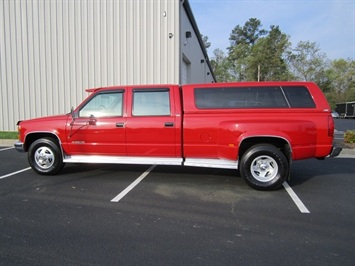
top-left (344, 130), bottom-right (355, 144)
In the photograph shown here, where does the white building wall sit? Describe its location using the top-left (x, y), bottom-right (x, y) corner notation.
top-left (0, 0), bottom-right (180, 131)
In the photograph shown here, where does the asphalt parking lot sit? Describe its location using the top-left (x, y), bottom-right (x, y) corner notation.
top-left (1, 140), bottom-right (354, 265)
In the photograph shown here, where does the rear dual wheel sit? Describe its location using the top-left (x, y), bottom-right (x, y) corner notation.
top-left (240, 144), bottom-right (289, 190)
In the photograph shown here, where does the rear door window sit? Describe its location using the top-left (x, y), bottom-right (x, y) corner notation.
top-left (132, 89), bottom-right (170, 116)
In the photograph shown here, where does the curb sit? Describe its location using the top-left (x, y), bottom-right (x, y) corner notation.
top-left (337, 148), bottom-right (355, 158)
top-left (0, 139), bottom-right (17, 146)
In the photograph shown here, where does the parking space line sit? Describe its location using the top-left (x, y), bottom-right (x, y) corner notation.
top-left (111, 164), bottom-right (156, 202)
top-left (0, 167), bottom-right (31, 180)
top-left (283, 181), bottom-right (310, 213)
top-left (0, 147), bottom-right (14, 151)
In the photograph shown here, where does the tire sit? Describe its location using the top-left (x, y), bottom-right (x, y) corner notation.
top-left (240, 144), bottom-right (289, 191)
top-left (28, 138), bottom-right (64, 175)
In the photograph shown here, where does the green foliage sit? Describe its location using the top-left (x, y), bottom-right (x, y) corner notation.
top-left (0, 131), bottom-right (18, 139)
top-left (227, 18), bottom-right (291, 81)
top-left (287, 41), bottom-right (328, 82)
top-left (228, 18), bottom-right (267, 81)
top-left (322, 58), bottom-right (355, 109)
top-left (210, 49), bottom-right (236, 82)
top-left (200, 34), bottom-right (211, 50)
top-left (344, 130), bottom-right (355, 144)
top-left (229, 18), bottom-right (267, 46)
top-left (250, 26), bottom-right (292, 81)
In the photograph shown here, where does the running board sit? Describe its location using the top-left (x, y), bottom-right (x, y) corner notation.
top-left (63, 155), bottom-right (183, 166)
top-left (63, 155), bottom-right (238, 170)
top-left (184, 158), bottom-right (238, 169)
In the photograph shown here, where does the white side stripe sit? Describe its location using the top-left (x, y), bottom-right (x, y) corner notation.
top-left (111, 165), bottom-right (156, 202)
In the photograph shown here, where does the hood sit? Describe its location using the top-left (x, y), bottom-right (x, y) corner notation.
top-left (19, 114), bottom-right (70, 124)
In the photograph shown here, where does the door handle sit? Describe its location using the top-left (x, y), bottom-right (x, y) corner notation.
top-left (116, 122), bottom-right (125, 128)
top-left (164, 122), bottom-right (174, 127)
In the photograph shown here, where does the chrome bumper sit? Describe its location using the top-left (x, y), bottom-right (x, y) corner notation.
top-left (14, 141), bottom-right (25, 153)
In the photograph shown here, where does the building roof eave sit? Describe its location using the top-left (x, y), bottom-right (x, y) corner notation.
top-left (182, 0), bottom-right (216, 82)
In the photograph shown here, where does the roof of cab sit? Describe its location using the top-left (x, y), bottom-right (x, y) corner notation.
top-left (85, 84), bottom-right (177, 93)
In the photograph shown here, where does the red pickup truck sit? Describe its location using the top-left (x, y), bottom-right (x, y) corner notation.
top-left (15, 82), bottom-right (341, 190)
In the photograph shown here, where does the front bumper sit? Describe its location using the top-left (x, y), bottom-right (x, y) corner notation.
top-left (329, 146), bottom-right (342, 157)
top-left (14, 141), bottom-right (25, 153)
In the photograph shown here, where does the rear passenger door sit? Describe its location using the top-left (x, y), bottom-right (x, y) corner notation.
top-left (125, 88), bottom-right (178, 157)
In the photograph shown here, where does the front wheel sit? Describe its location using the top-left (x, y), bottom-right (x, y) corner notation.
top-left (240, 144), bottom-right (289, 190)
top-left (28, 138), bottom-right (64, 175)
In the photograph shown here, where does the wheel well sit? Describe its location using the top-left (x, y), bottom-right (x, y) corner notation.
top-left (24, 133), bottom-right (60, 152)
top-left (238, 137), bottom-right (291, 161)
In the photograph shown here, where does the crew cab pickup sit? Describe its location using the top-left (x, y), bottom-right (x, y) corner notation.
top-left (15, 82), bottom-right (341, 190)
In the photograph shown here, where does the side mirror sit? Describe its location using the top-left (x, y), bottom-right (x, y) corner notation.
top-left (89, 115), bottom-right (97, 126)
top-left (69, 107), bottom-right (76, 126)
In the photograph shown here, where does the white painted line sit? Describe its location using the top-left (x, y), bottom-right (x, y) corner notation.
top-left (0, 167), bottom-right (31, 180)
top-left (283, 181), bottom-right (310, 214)
top-left (0, 147), bottom-right (14, 151)
top-left (111, 164), bottom-right (156, 202)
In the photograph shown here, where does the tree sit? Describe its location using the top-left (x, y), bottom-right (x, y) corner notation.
top-left (228, 19), bottom-right (291, 81)
top-left (200, 34), bottom-right (211, 50)
top-left (229, 18), bottom-right (267, 46)
top-left (210, 49), bottom-right (235, 82)
top-left (288, 41), bottom-right (328, 82)
top-left (249, 25), bottom-right (292, 81)
top-left (228, 18), bottom-right (267, 81)
top-left (228, 42), bottom-right (250, 81)
top-left (323, 58), bottom-right (355, 107)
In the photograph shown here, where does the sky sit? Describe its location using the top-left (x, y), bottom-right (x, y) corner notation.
top-left (189, 0), bottom-right (355, 60)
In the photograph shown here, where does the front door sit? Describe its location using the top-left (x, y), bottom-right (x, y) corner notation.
top-left (67, 90), bottom-right (126, 155)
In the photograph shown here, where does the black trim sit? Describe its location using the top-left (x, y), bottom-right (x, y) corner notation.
top-left (96, 89), bottom-right (125, 94)
top-left (133, 88), bottom-right (170, 92)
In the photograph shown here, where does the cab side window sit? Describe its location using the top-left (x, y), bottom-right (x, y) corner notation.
top-left (132, 89), bottom-right (170, 116)
top-left (79, 92), bottom-right (123, 117)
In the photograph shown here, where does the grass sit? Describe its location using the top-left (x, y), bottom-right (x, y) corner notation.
top-left (0, 131), bottom-right (18, 139)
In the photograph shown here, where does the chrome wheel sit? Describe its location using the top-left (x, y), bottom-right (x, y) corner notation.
top-left (28, 138), bottom-right (64, 175)
top-left (240, 144), bottom-right (288, 190)
top-left (250, 155), bottom-right (278, 182)
top-left (34, 146), bottom-right (55, 169)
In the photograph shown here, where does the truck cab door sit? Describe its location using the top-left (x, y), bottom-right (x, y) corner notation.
top-left (125, 88), bottom-right (180, 157)
top-left (67, 90), bottom-right (126, 155)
